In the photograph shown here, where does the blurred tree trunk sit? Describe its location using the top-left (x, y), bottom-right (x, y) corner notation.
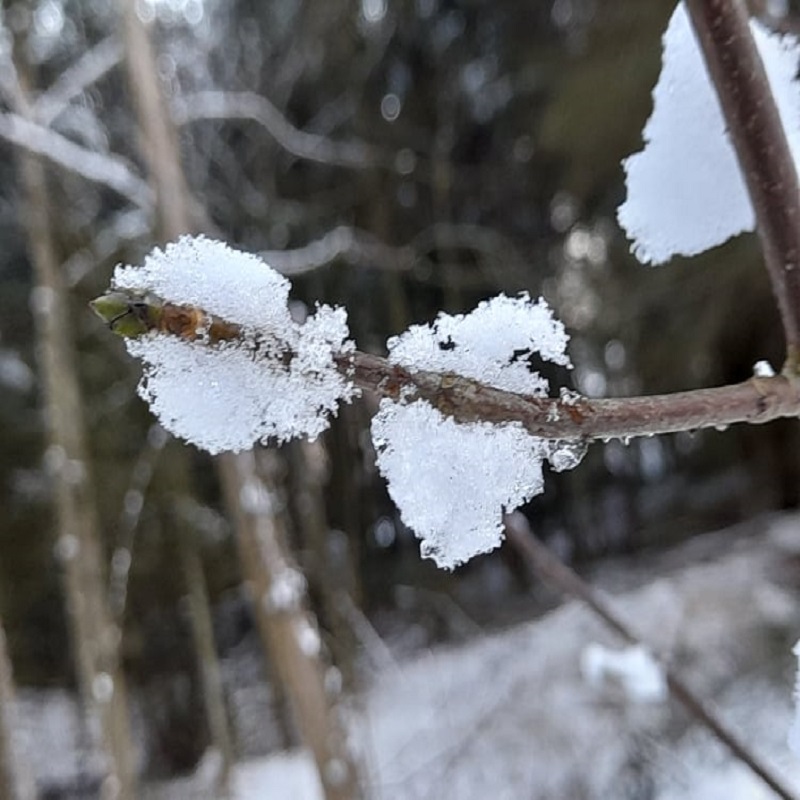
top-left (118, 4), bottom-right (365, 797)
top-left (167, 454), bottom-right (236, 795)
top-left (219, 452), bottom-right (362, 800)
top-left (118, 2), bottom-right (234, 791)
top-left (10, 55), bottom-right (137, 800)
top-left (0, 617), bottom-right (38, 800)
top-left (290, 438), bottom-right (357, 688)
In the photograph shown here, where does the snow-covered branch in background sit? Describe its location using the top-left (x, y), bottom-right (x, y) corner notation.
top-left (172, 90), bottom-right (397, 171)
top-left (0, 112), bottom-right (152, 209)
top-left (33, 35), bottom-right (122, 126)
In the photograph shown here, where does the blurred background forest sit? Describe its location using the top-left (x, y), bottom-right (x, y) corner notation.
top-left (3, 0), bottom-right (800, 798)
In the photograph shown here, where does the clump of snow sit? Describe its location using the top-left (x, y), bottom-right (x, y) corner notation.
top-left (387, 293), bottom-right (571, 391)
top-left (788, 640), bottom-right (800, 757)
top-left (372, 295), bottom-right (583, 569)
top-left (581, 642), bottom-right (668, 704)
top-left (114, 236), bottom-right (291, 330)
top-left (753, 360), bottom-right (776, 378)
top-left (113, 237), bottom-right (357, 454)
top-left (372, 400), bottom-right (551, 568)
top-left (617, 2), bottom-right (800, 264)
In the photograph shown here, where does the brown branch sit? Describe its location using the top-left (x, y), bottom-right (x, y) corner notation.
top-left (343, 350), bottom-right (800, 439)
top-left (90, 293), bottom-right (800, 441)
top-left (503, 512), bottom-right (798, 800)
top-left (684, 0), bottom-right (800, 371)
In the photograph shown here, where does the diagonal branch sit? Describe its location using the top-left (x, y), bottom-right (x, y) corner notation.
top-left (684, 0), bottom-right (800, 371)
top-left (0, 112), bottom-right (152, 209)
top-left (34, 35), bottom-right (123, 125)
top-left (503, 511), bottom-right (797, 800)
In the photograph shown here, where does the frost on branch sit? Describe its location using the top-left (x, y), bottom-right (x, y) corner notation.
top-left (617, 1), bottom-right (800, 264)
top-left (372, 295), bottom-right (585, 570)
top-left (112, 236), bottom-right (357, 454)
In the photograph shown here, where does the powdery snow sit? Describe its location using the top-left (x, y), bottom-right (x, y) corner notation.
top-left (371, 295), bottom-right (584, 569)
top-left (113, 237), bottom-right (357, 453)
top-left (617, 2), bottom-right (800, 264)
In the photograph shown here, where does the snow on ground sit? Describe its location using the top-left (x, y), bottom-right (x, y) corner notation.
top-left (24, 513), bottom-right (800, 799)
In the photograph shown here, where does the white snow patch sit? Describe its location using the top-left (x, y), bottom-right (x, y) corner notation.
top-left (372, 295), bottom-right (582, 569)
top-left (387, 293), bottom-right (571, 392)
top-left (753, 360), bottom-right (776, 378)
top-left (372, 399), bottom-right (550, 568)
top-left (114, 237), bottom-right (357, 453)
top-left (581, 642), bottom-right (667, 703)
top-left (617, 2), bottom-right (800, 264)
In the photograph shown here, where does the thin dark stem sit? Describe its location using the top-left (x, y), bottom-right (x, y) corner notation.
top-left (503, 512), bottom-right (798, 800)
top-left (342, 350), bottom-right (800, 439)
top-left (684, 0), bottom-right (800, 371)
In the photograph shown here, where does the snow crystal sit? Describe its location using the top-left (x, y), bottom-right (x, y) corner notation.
top-left (581, 643), bottom-right (667, 704)
top-left (789, 640), bottom-right (800, 757)
top-left (115, 237), bottom-right (357, 454)
top-left (373, 296), bottom-right (581, 569)
top-left (372, 399), bottom-right (550, 569)
top-left (388, 293), bottom-right (571, 393)
top-left (617, 2), bottom-right (800, 264)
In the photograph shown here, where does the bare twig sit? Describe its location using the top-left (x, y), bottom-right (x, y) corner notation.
top-left (503, 512), bottom-right (797, 800)
top-left (684, 0), bottom-right (800, 371)
top-left (0, 112), bottom-right (152, 209)
top-left (172, 90), bottom-right (397, 171)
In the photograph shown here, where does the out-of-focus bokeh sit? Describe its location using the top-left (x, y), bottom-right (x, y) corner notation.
top-left (2, 0), bottom-right (800, 798)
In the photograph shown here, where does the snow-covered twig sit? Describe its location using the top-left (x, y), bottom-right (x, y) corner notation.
top-left (0, 112), bottom-right (152, 209)
top-left (502, 511), bottom-right (796, 800)
top-left (684, 0), bottom-right (800, 371)
top-left (91, 290), bottom-right (800, 442)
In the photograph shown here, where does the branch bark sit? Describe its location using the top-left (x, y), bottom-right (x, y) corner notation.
top-left (684, 0), bottom-right (800, 371)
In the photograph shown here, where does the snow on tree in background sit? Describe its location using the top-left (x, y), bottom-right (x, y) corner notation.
top-left (372, 295), bottom-right (585, 569)
top-left (617, 2), bottom-right (800, 265)
top-left (113, 237), bottom-right (357, 454)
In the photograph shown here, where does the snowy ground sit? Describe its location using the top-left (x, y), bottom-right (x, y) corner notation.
top-left (21, 512), bottom-right (800, 799)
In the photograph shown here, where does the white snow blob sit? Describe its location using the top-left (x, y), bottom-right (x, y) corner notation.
top-left (371, 294), bottom-right (584, 569)
top-left (618, 2), bottom-right (800, 264)
top-left (113, 236), bottom-right (357, 454)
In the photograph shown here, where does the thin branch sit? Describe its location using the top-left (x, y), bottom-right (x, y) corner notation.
top-left (171, 89), bottom-right (399, 171)
top-left (684, 0), bottom-right (800, 370)
top-left (260, 222), bottom-right (525, 278)
top-left (34, 36), bottom-right (123, 125)
top-left (90, 292), bottom-right (800, 441)
top-left (0, 112), bottom-right (152, 209)
top-left (503, 511), bottom-right (797, 800)
top-left (343, 351), bottom-right (800, 439)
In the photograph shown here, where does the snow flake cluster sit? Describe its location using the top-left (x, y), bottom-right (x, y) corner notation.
top-left (372, 294), bottom-right (584, 569)
top-left (113, 237), bottom-right (357, 454)
top-left (618, 1), bottom-right (800, 264)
